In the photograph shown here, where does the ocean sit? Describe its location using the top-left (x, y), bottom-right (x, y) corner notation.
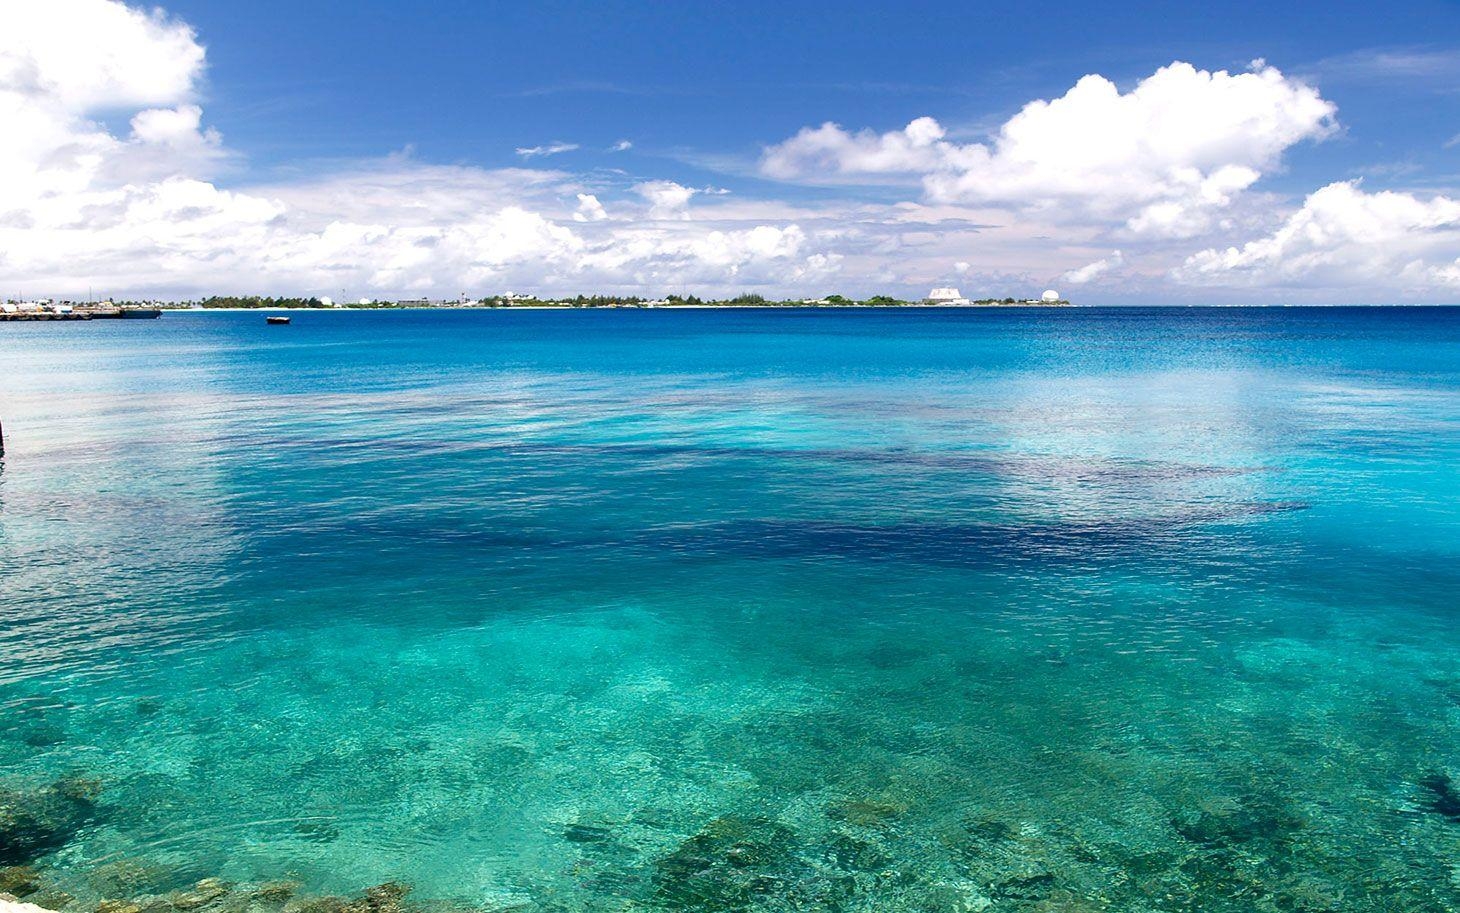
top-left (2, 307), bottom-right (1459, 912)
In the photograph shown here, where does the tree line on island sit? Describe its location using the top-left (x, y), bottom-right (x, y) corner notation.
top-left (149, 293), bottom-right (1066, 309)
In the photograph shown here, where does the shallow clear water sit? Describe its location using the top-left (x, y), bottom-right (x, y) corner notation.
top-left (2, 307), bottom-right (1459, 912)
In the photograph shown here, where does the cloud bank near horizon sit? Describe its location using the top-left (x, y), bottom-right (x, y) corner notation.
top-left (1, 0), bottom-right (1457, 302)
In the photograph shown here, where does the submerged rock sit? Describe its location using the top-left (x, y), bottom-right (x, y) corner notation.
top-left (6, 874), bottom-right (435, 913)
top-left (251, 882), bottom-right (300, 904)
top-left (350, 882), bottom-right (410, 913)
top-left (653, 815), bottom-right (833, 911)
top-left (0, 777), bottom-right (102, 865)
top-left (167, 878), bottom-right (232, 911)
top-left (826, 797), bottom-right (906, 828)
top-left (284, 896), bottom-right (347, 913)
top-left (0, 866), bottom-right (42, 898)
top-left (19, 728), bottom-right (66, 750)
top-left (1173, 794), bottom-right (1304, 848)
top-left (823, 832), bottom-right (888, 872)
top-left (286, 881), bottom-right (411, 913)
top-left (1419, 772), bottom-right (1460, 822)
top-left (939, 816), bottom-right (1016, 866)
top-left (984, 871), bottom-right (1054, 902)
top-left (561, 824), bottom-right (612, 844)
top-left (1276, 873), bottom-right (1345, 911)
top-left (87, 859), bottom-right (180, 898)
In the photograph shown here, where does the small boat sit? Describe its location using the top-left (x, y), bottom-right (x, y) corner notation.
top-left (266, 315), bottom-right (291, 325)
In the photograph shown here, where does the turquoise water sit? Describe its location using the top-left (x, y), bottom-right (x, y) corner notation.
top-left (2, 307), bottom-right (1460, 912)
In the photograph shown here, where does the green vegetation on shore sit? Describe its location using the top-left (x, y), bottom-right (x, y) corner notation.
top-left (197, 296), bottom-right (331, 309)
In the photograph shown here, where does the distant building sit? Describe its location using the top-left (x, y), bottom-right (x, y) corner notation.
top-left (397, 298), bottom-right (431, 307)
top-left (1041, 289), bottom-right (1061, 303)
top-left (927, 287), bottom-right (971, 306)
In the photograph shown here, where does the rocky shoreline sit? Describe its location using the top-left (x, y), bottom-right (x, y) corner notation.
top-left (0, 777), bottom-right (459, 913)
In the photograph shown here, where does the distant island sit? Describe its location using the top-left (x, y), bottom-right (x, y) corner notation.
top-left (4, 288), bottom-right (1071, 316)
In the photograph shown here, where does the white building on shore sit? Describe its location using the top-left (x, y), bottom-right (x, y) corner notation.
top-left (927, 287), bottom-right (971, 306)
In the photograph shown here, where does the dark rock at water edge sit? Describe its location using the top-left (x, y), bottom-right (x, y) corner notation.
top-left (0, 777), bottom-right (102, 866)
top-left (1, 864), bottom-right (43, 897)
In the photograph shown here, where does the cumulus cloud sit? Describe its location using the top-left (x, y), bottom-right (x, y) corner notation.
top-left (763, 116), bottom-right (949, 179)
top-left (0, 0), bottom-right (203, 109)
top-left (573, 193), bottom-right (608, 222)
top-left (1175, 182), bottom-right (1460, 291)
top-left (0, 0), bottom-right (221, 212)
top-left (515, 141), bottom-right (579, 158)
top-left (634, 180), bottom-right (697, 219)
top-left (1064, 250), bottom-right (1124, 284)
top-left (609, 139), bottom-right (633, 152)
top-left (762, 62), bottom-right (1337, 238)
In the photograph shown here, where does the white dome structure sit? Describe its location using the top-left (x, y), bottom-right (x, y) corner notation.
top-left (1041, 289), bottom-right (1061, 302)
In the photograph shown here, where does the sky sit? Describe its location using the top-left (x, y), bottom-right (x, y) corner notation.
top-left (2, 0), bottom-right (1460, 303)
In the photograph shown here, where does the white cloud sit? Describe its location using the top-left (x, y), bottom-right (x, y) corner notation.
top-left (1063, 250), bottom-right (1124, 284)
top-left (0, 0), bottom-right (220, 213)
top-left (574, 223), bottom-right (834, 287)
top-left (763, 62), bottom-right (1337, 238)
top-left (130, 104), bottom-right (207, 145)
top-left (0, 0), bottom-right (203, 110)
top-left (3, 1), bottom-right (1453, 304)
top-left (634, 180), bottom-right (697, 219)
top-left (610, 139), bottom-right (633, 152)
top-left (1175, 181), bottom-right (1460, 291)
top-left (573, 193), bottom-right (608, 222)
top-left (0, 0), bottom-right (846, 298)
top-left (763, 116), bottom-right (949, 179)
top-left (515, 141), bottom-right (579, 158)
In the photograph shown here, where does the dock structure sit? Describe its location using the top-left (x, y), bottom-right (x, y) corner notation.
top-left (0, 307), bottom-right (161, 321)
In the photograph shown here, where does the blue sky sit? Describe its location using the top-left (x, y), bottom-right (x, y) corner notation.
top-left (174, 0), bottom-right (1460, 188)
top-left (3, 0), bottom-right (1460, 302)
